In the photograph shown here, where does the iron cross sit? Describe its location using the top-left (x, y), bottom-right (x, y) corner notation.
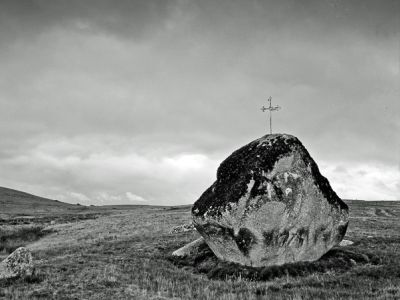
top-left (261, 96), bottom-right (281, 134)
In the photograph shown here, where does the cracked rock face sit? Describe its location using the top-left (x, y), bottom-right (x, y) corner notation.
top-left (192, 134), bottom-right (349, 267)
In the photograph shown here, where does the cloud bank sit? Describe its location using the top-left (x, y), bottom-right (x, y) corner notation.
top-left (0, 0), bottom-right (398, 204)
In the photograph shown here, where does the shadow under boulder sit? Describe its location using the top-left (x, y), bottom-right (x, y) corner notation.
top-left (167, 242), bottom-right (381, 281)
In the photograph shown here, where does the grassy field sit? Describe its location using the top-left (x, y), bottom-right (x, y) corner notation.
top-left (0, 199), bottom-right (400, 299)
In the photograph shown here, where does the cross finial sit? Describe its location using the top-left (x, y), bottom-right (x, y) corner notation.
top-left (261, 96), bottom-right (281, 134)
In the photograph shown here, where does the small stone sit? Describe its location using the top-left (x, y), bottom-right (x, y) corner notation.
top-left (0, 247), bottom-right (34, 280)
top-left (172, 238), bottom-right (206, 257)
top-left (169, 223), bottom-right (195, 234)
top-left (339, 239), bottom-right (354, 247)
top-left (349, 259), bottom-right (357, 266)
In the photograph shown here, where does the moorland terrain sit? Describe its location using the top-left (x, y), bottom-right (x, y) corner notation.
top-left (0, 187), bottom-right (400, 299)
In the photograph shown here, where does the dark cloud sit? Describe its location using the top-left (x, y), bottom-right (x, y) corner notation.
top-left (0, 0), bottom-right (178, 43)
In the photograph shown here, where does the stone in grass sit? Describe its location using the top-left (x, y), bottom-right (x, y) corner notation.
top-left (191, 134), bottom-right (349, 267)
top-left (339, 239), bottom-right (354, 247)
top-left (0, 247), bottom-right (34, 280)
top-left (170, 223), bottom-right (195, 234)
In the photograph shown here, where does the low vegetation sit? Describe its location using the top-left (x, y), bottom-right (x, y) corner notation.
top-left (0, 226), bottom-right (50, 254)
top-left (0, 201), bottom-right (400, 299)
top-left (0, 213), bottom-right (100, 226)
top-left (167, 241), bottom-right (382, 281)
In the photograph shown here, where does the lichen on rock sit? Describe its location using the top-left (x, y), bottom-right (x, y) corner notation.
top-left (191, 134), bottom-right (349, 267)
top-left (0, 247), bottom-right (34, 280)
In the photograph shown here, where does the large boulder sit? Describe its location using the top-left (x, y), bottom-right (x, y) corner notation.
top-left (192, 134), bottom-right (349, 267)
top-left (0, 247), bottom-right (34, 280)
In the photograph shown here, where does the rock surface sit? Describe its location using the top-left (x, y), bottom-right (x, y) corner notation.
top-left (0, 247), bottom-right (34, 280)
top-left (170, 223), bottom-right (195, 234)
top-left (192, 134), bottom-right (349, 267)
top-left (339, 239), bottom-right (354, 247)
top-left (172, 237), bottom-right (206, 257)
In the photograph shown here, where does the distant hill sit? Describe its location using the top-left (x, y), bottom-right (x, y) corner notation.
top-left (0, 186), bottom-right (76, 217)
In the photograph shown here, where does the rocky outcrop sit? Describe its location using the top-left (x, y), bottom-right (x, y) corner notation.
top-left (0, 247), bottom-right (34, 280)
top-left (192, 134), bottom-right (349, 267)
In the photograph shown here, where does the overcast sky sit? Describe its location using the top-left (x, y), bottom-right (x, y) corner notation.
top-left (0, 0), bottom-right (399, 205)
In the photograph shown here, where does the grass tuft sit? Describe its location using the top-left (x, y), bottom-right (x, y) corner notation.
top-left (0, 272), bottom-right (46, 287)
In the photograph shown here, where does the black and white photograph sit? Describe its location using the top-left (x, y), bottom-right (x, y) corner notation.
top-left (0, 0), bottom-right (399, 299)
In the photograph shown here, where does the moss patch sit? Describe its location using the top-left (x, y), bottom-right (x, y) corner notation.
top-left (192, 134), bottom-right (348, 218)
top-left (234, 228), bottom-right (257, 256)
